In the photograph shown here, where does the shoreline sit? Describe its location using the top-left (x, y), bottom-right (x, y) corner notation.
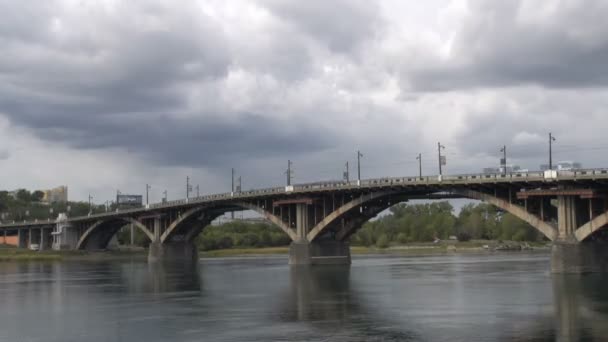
top-left (0, 241), bottom-right (551, 262)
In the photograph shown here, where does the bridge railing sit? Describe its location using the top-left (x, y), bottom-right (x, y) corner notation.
top-left (4, 169), bottom-right (608, 228)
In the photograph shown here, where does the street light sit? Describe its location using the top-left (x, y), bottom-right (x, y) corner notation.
top-left (500, 145), bottom-right (507, 175)
top-left (549, 133), bottom-right (556, 170)
top-left (146, 184), bottom-right (151, 205)
top-left (186, 176), bottom-right (192, 199)
top-left (357, 150), bottom-right (363, 184)
top-left (416, 153), bottom-right (422, 178)
top-left (285, 160), bottom-right (293, 186)
top-left (163, 190), bottom-right (168, 203)
top-left (344, 161), bottom-right (350, 182)
top-left (437, 142), bottom-right (446, 175)
top-left (88, 194), bottom-right (93, 214)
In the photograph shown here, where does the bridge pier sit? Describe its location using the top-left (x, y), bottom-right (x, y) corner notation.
top-left (148, 241), bottom-right (198, 263)
top-left (551, 194), bottom-right (608, 273)
top-left (289, 240), bottom-right (351, 266)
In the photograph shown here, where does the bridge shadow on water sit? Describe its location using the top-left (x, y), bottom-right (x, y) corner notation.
top-left (277, 265), bottom-right (420, 341)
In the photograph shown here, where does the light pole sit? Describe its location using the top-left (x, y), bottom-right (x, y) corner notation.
top-left (231, 168), bottom-right (235, 193)
top-left (286, 160), bottom-right (293, 186)
top-left (549, 133), bottom-right (556, 170)
top-left (88, 194), bottom-right (93, 214)
top-left (344, 161), bottom-right (350, 182)
top-left (437, 142), bottom-right (445, 175)
top-left (146, 184), bottom-right (151, 205)
top-left (500, 145), bottom-right (507, 175)
top-left (416, 153), bottom-right (422, 178)
top-left (196, 184), bottom-right (200, 197)
top-left (186, 176), bottom-right (191, 199)
top-left (357, 150), bottom-right (363, 183)
top-left (162, 190), bottom-right (167, 203)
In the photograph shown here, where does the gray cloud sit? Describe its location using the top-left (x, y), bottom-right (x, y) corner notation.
top-left (405, 0), bottom-right (608, 91)
top-left (261, 0), bottom-right (383, 54)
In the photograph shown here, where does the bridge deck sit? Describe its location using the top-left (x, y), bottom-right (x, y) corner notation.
top-left (1, 169), bottom-right (607, 229)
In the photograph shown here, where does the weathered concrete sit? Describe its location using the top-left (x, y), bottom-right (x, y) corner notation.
top-left (289, 240), bottom-right (351, 265)
top-left (551, 242), bottom-right (608, 273)
top-left (148, 241), bottom-right (198, 263)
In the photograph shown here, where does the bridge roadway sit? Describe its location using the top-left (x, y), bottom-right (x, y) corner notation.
top-left (3, 169), bottom-right (608, 272)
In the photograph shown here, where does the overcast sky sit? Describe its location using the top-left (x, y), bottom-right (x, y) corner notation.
top-left (1, 0), bottom-right (608, 203)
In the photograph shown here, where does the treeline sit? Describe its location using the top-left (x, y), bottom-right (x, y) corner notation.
top-left (352, 201), bottom-right (544, 247)
top-left (0, 190), bottom-right (103, 222)
top-left (194, 221), bottom-right (292, 251)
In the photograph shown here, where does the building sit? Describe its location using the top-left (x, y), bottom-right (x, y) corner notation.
top-left (540, 161), bottom-right (582, 171)
top-left (42, 186), bottom-right (68, 204)
top-left (483, 164), bottom-right (522, 174)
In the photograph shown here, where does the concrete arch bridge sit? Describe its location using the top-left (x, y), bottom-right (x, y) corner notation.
top-left (2, 169), bottom-right (608, 272)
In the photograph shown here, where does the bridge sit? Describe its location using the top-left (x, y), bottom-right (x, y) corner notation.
top-left (2, 169), bottom-right (608, 272)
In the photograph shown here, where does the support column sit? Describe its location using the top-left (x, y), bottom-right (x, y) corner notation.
top-left (28, 228), bottom-right (33, 249)
top-left (289, 240), bottom-right (351, 266)
top-left (130, 223), bottom-right (134, 246)
top-left (40, 228), bottom-right (45, 251)
top-left (295, 203), bottom-right (309, 241)
top-left (557, 195), bottom-right (577, 242)
top-left (148, 216), bottom-right (198, 263)
top-left (553, 195), bottom-right (608, 273)
top-left (18, 229), bottom-right (26, 248)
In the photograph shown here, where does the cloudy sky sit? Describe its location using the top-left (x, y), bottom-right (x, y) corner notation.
top-left (1, 0), bottom-right (608, 203)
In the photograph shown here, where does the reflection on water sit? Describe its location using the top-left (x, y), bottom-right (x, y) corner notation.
top-left (0, 253), bottom-right (607, 341)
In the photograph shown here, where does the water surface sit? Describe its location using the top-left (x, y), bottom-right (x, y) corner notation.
top-left (1, 252), bottom-right (607, 341)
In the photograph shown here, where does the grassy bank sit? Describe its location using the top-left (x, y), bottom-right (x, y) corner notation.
top-left (198, 240), bottom-right (551, 258)
top-left (0, 248), bottom-right (146, 262)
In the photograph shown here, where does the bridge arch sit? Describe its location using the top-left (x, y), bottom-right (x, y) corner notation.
top-left (160, 202), bottom-right (298, 244)
top-left (306, 191), bottom-right (398, 242)
top-left (574, 212), bottom-right (608, 242)
top-left (454, 189), bottom-right (558, 241)
top-left (76, 217), bottom-right (154, 250)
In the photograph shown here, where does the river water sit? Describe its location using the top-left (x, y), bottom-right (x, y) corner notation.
top-left (0, 252), bottom-right (607, 342)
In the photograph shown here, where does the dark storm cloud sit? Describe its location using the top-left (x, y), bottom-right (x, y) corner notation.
top-left (406, 0), bottom-right (608, 91)
top-left (0, 1), bottom-right (338, 168)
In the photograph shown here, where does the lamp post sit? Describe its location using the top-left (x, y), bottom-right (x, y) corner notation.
top-left (186, 176), bottom-right (191, 199)
top-left (146, 184), bottom-right (151, 206)
top-left (286, 160), bottom-right (293, 186)
top-left (88, 194), bottom-right (93, 214)
top-left (357, 150), bottom-right (363, 184)
top-left (163, 190), bottom-right (167, 203)
top-left (416, 153), bottom-right (422, 178)
top-left (437, 142), bottom-right (445, 175)
top-left (549, 133), bottom-right (556, 170)
top-left (500, 145), bottom-right (507, 175)
top-left (344, 161), bottom-right (350, 182)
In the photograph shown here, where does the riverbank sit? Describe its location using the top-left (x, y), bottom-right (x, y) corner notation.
top-left (0, 247), bottom-right (147, 262)
top-left (0, 241), bottom-right (550, 261)
top-left (200, 241), bottom-right (551, 258)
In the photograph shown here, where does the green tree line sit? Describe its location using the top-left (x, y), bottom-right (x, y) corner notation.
top-left (352, 201), bottom-right (544, 247)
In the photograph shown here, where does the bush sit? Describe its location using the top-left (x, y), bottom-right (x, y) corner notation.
top-left (456, 232), bottom-right (472, 242)
top-left (376, 234), bottom-right (389, 249)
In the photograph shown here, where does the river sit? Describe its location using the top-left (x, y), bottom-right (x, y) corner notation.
top-left (0, 252), bottom-right (607, 341)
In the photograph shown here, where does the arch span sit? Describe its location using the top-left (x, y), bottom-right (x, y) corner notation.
top-left (574, 211), bottom-right (608, 242)
top-left (306, 191), bottom-right (398, 242)
top-left (160, 202), bottom-right (298, 244)
top-left (454, 189), bottom-right (558, 241)
top-left (76, 217), bottom-right (154, 250)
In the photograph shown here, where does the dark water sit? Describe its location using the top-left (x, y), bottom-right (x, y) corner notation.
top-left (1, 253), bottom-right (607, 342)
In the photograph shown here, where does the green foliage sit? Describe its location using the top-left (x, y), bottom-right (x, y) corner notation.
top-left (352, 201), bottom-right (544, 245)
top-left (194, 221), bottom-right (291, 251)
top-left (376, 234), bottom-right (389, 248)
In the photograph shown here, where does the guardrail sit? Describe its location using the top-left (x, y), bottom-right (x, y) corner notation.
top-left (2, 169), bottom-right (608, 228)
